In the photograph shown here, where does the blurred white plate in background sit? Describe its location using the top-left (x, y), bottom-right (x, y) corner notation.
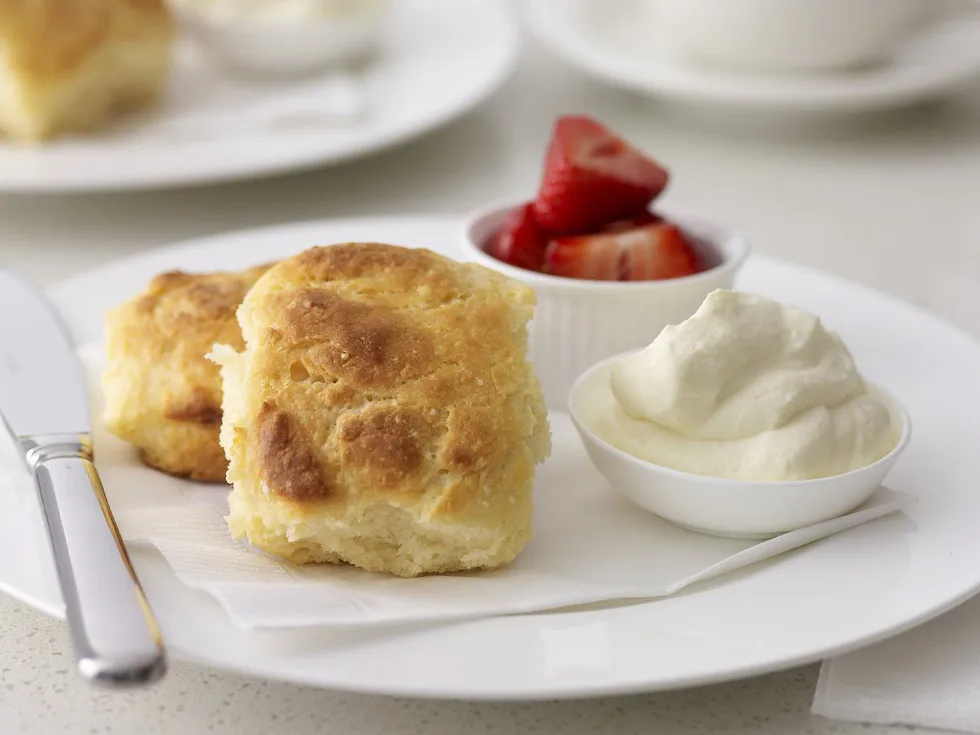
top-left (0, 0), bottom-right (518, 193)
top-left (527, 0), bottom-right (980, 113)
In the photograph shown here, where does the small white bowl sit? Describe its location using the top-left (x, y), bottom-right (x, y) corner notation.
top-left (459, 199), bottom-right (750, 409)
top-left (568, 353), bottom-right (913, 539)
top-left (175, 3), bottom-right (387, 78)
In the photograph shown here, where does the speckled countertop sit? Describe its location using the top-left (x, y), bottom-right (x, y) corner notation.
top-left (0, 594), bottom-right (919, 735)
top-left (3, 5), bottom-right (980, 733)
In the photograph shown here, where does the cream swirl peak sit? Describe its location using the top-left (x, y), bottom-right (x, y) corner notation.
top-left (602, 289), bottom-right (898, 481)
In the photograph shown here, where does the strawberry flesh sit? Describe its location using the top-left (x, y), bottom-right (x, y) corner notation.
top-left (489, 203), bottom-right (548, 271)
top-left (601, 210), bottom-right (662, 234)
top-left (625, 222), bottom-right (698, 281)
top-left (544, 221), bottom-right (698, 282)
top-left (533, 116), bottom-right (669, 234)
top-left (544, 233), bottom-right (624, 280)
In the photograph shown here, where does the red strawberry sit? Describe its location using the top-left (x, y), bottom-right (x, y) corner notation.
top-left (544, 221), bottom-right (698, 282)
top-left (601, 210), bottom-right (662, 234)
top-left (625, 222), bottom-right (698, 281)
top-left (489, 203), bottom-right (548, 271)
top-left (533, 116), bottom-right (670, 234)
top-left (544, 232), bottom-right (624, 281)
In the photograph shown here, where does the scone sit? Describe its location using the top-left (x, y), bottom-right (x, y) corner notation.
top-left (0, 0), bottom-right (174, 142)
top-left (102, 265), bottom-right (270, 482)
top-left (210, 243), bottom-right (551, 577)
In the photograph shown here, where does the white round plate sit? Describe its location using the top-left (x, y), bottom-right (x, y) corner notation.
top-left (5, 216), bottom-right (980, 700)
top-left (0, 0), bottom-right (517, 193)
top-left (527, 0), bottom-right (980, 112)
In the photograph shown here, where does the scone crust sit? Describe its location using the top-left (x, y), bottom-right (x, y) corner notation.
top-left (0, 0), bottom-right (174, 141)
top-left (217, 243), bottom-right (551, 576)
top-left (102, 265), bottom-right (270, 483)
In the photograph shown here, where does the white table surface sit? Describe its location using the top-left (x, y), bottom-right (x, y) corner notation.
top-left (2, 9), bottom-right (980, 734)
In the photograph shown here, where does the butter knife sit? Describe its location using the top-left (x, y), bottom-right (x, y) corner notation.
top-left (0, 270), bottom-right (165, 686)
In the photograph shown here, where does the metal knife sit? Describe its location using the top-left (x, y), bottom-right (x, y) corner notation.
top-left (0, 270), bottom-right (166, 687)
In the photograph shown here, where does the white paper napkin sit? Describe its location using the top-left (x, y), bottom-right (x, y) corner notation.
top-left (60, 346), bottom-right (913, 630)
top-left (813, 596), bottom-right (980, 733)
top-left (111, 41), bottom-right (366, 143)
top-left (112, 485), bottom-right (912, 630)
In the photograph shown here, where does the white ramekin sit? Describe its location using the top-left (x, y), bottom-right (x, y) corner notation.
top-left (569, 353), bottom-right (913, 538)
top-left (459, 199), bottom-right (750, 410)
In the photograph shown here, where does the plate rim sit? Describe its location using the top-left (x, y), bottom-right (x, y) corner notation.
top-left (9, 214), bottom-right (980, 700)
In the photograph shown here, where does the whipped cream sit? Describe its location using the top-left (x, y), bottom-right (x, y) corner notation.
top-left (595, 289), bottom-right (898, 481)
top-left (172, 0), bottom-right (387, 24)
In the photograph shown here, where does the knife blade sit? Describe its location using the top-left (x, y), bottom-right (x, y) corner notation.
top-left (0, 269), bottom-right (166, 687)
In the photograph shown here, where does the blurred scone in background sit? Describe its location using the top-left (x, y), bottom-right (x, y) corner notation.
top-left (0, 0), bottom-right (174, 142)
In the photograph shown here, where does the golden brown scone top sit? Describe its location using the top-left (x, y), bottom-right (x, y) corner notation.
top-left (236, 243), bottom-right (550, 524)
top-left (132, 265), bottom-right (271, 351)
top-left (0, 0), bottom-right (173, 79)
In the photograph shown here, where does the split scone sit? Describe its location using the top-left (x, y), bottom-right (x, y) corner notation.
top-left (102, 265), bottom-right (270, 482)
top-left (0, 0), bottom-right (174, 142)
top-left (210, 243), bottom-right (551, 577)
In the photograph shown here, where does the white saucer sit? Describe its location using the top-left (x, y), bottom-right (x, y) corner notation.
top-left (527, 0), bottom-right (980, 112)
top-left (3, 216), bottom-right (980, 700)
top-left (0, 0), bottom-right (518, 193)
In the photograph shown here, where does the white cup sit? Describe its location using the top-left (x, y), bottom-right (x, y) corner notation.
top-left (646, 0), bottom-right (936, 73)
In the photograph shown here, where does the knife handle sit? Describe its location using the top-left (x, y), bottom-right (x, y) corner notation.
top-left (23, 434), bottom-right (166, 687)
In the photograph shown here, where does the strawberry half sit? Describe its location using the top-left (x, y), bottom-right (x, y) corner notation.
top-left (601, 210), bottom-right (662, 234)
top-left (489, 203), bottom-right (548, 271)
top-left (543, 232), bottom-right (623, 280)
top-left (544, 221), bottom-right (698, 282)
top-left (533, 115), bottom-right (670, 234)
top-left (625, 222), bottom-right (698, 281)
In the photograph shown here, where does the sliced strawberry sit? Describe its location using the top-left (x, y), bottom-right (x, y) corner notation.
top-left (543, 221), bottom-right (698, 282)
top-left (601, 210), bottom-right (662, 234)
top-left (489, 203), bottom-right (548, 271)
top-left (533, 115), bottom-right (670, 234)
top-left (544, 233), bottom-right (624, 281)
top-left (624, 223), bottom-right (698, 281)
